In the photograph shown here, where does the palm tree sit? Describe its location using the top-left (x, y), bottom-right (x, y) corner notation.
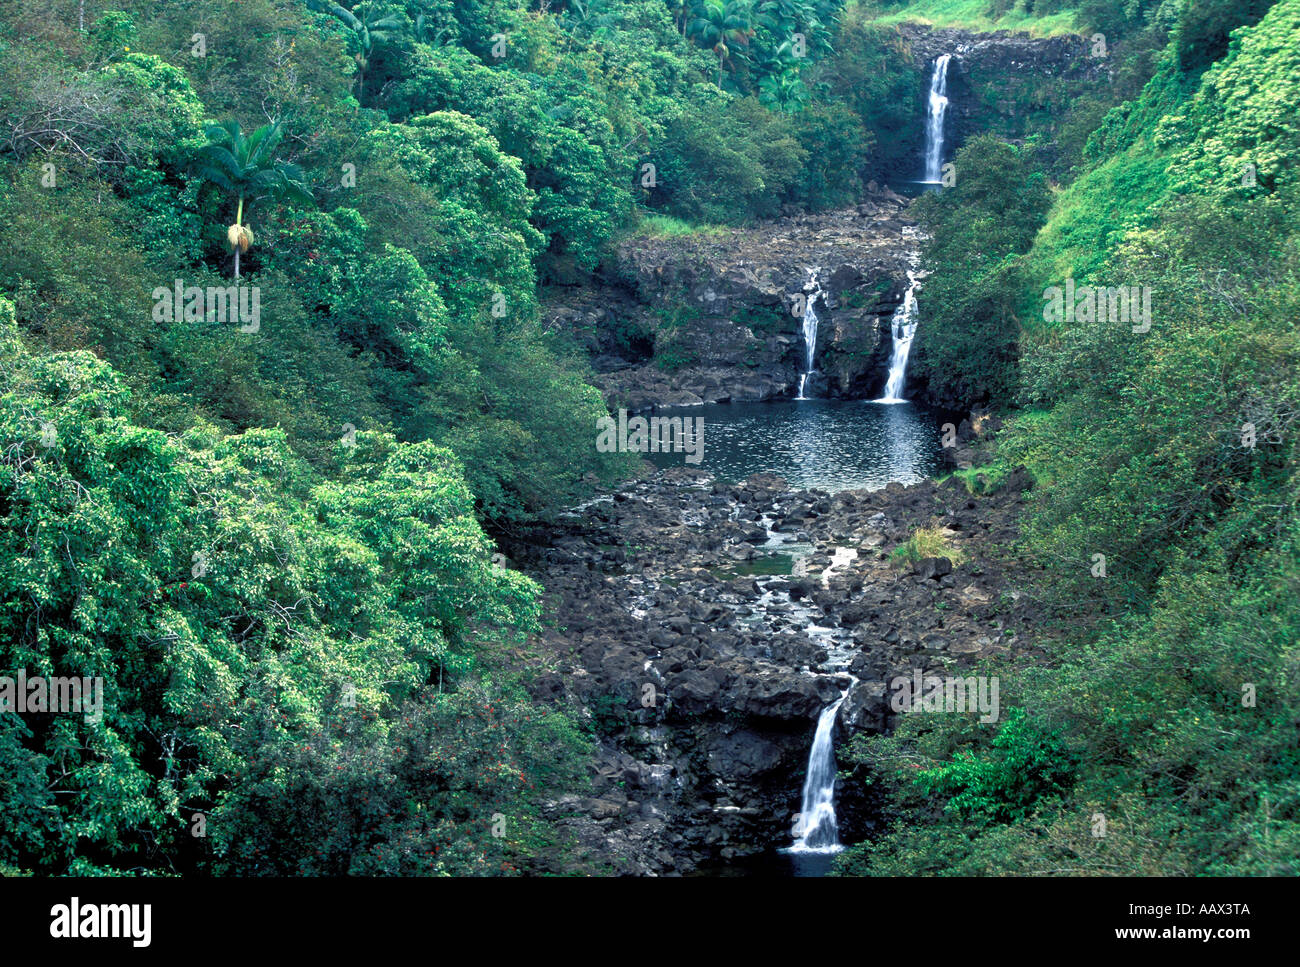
top-left (309, 1), bottom-right (406, 101)
top-left (192, 121), bottom-right (314, 279)
top-left (752, 0), bottom-right (835, 60)
top-left (667, 0), bottom-right (690, 35)
top-left (560, 0), bottom-right (619, 49)
top-left (688, 0), bottom-right (755, 86)
top-left (754, 0), bottom-right (808, 33)
top-left (758, 69), bottom-right (810, 112)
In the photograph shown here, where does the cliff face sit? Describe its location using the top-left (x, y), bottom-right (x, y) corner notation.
top-left (894, 22), bottom-right (1107, 181)
top-left (544, 186), bottom-right (919, 410)
top-left (898, 21), bottom-right (1100, 69)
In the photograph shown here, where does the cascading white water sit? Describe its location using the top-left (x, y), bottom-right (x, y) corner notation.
top-left (923, 54), bottom-right (952, 184)
top-left (790, 694), bottom-right (847, 853)
top-left (876, 270), bottom-right (922, 403)
top-left (795, 270), bottom-right (822, 400)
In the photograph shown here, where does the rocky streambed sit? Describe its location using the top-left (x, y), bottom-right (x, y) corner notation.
top-left (511, 19), bottom-right (1100, 875)
top-left (505, 448), bottom-right (1044, 875)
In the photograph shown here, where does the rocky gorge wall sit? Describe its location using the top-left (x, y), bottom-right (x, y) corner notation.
top-left (544, 184), bottom-right (921, 411)
top-left (894, 22), bottom-right (1107, 180)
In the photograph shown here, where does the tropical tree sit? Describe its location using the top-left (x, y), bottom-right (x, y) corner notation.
top-left (758, 67), bottom-right (810, 112)
top-left (309, 1), bottom-right (407, 101)
top-left (753, 0), bottom-right (808, 36)
top-left (192, 120), bottom-right (314, 279)
top-left (560, 0), bottom-right (618, 40)
top-left (667, 0), bottom-right (689, 35)
top-left (688, 0), bottom-right (755, 86)
top-left (413, 12), bottom-right (456, 47)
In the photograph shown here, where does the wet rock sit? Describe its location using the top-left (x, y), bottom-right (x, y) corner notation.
top-left (840, 681), bottom-right (890, 733)
top-left (578, 205), bottom-right (921, 409)
top-left (666, 669), bottom-right (721, 715)
top-left (707, 731), bottom-right (787, 780)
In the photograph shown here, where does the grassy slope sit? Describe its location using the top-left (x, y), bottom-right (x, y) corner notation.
top-left (1021, 0), bottom-right (1300, 333)
top-left (865, 0), bottom-right (1082, 37)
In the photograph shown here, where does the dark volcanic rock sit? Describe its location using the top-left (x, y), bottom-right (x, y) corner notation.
top-left (507, 462), bottom-right (1045, 875)
top-left (917, 556), bottom-right (954, 581)
top-left (561, 199), bottom-right (921, 411)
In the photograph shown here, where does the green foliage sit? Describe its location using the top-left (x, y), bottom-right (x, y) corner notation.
top-left (1163, 0), bottom-right (1300, 198)
top-left (1172, 0), bottom-right (1274, 75)
top-left (861, 0), bottom-right (1082, 34)
top-left (907, 136), bottom-right (1052, 408)
top-left (815, 19), bottom-right (914, 181)
top-left (786, 100), bottom-right (872, 209)
top-left (0, 315), bottom-right (589, 875)
top-left (588, 692), bottom-right (633, 737)
top-left (945, 459), bottom-right (1013, 494)
top-left (651, 302), bottom-right (706, 371)
top-left (889, 524), bottom-right (967, 567)
top-left (650, 93), bottom-right (807, 223)
top-left (916, 709), bottom-right (1077, 824)
top-left (308, 0), bottom-right (409, 101)
top-left (636, 213), bottom-right (728, 236)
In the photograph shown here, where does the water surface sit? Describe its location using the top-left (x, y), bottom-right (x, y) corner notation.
top-left (645, 398), bottom-right (954, 492)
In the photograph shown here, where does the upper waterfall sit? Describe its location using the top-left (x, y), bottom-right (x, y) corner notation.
top-left (923, 54), bottom-right (952, 184)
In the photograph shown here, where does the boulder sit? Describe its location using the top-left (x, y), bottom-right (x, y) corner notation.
top-left (917, 556), bottom-right (953, 581)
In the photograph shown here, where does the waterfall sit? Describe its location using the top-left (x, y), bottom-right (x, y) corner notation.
top-left (790, 694), bottom-right (847, 853)
top-left (876, 270), bottom-right (922, 403)
top-left (795, 269), bottom-right (823, 400)
top-left (923, 54), bottom-right (952, 184)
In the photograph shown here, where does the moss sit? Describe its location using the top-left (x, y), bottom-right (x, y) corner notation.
top-left (732, 303), bottom-right (791, 337)
top-left (654, 332), bottom-right (700, 372)
top-left (836, 286), bottom-right (888, 311)
top-left (947, 460), bottom-right (1012, 494)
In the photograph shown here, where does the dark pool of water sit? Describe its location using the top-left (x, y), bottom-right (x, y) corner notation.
top-left (692, 850), bottom-right (841, 878)
top-left (644, 397), bottom-right (955, 493)
top-left (893, 180), bottom-right (944, 198)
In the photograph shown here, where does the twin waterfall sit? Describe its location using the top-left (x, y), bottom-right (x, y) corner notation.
top-left (787, 54), bottom-right (952, 862)
top-left (875, 269), bottom-right (922, 404)
top-left (795, 270), bottom-right (823, 400)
